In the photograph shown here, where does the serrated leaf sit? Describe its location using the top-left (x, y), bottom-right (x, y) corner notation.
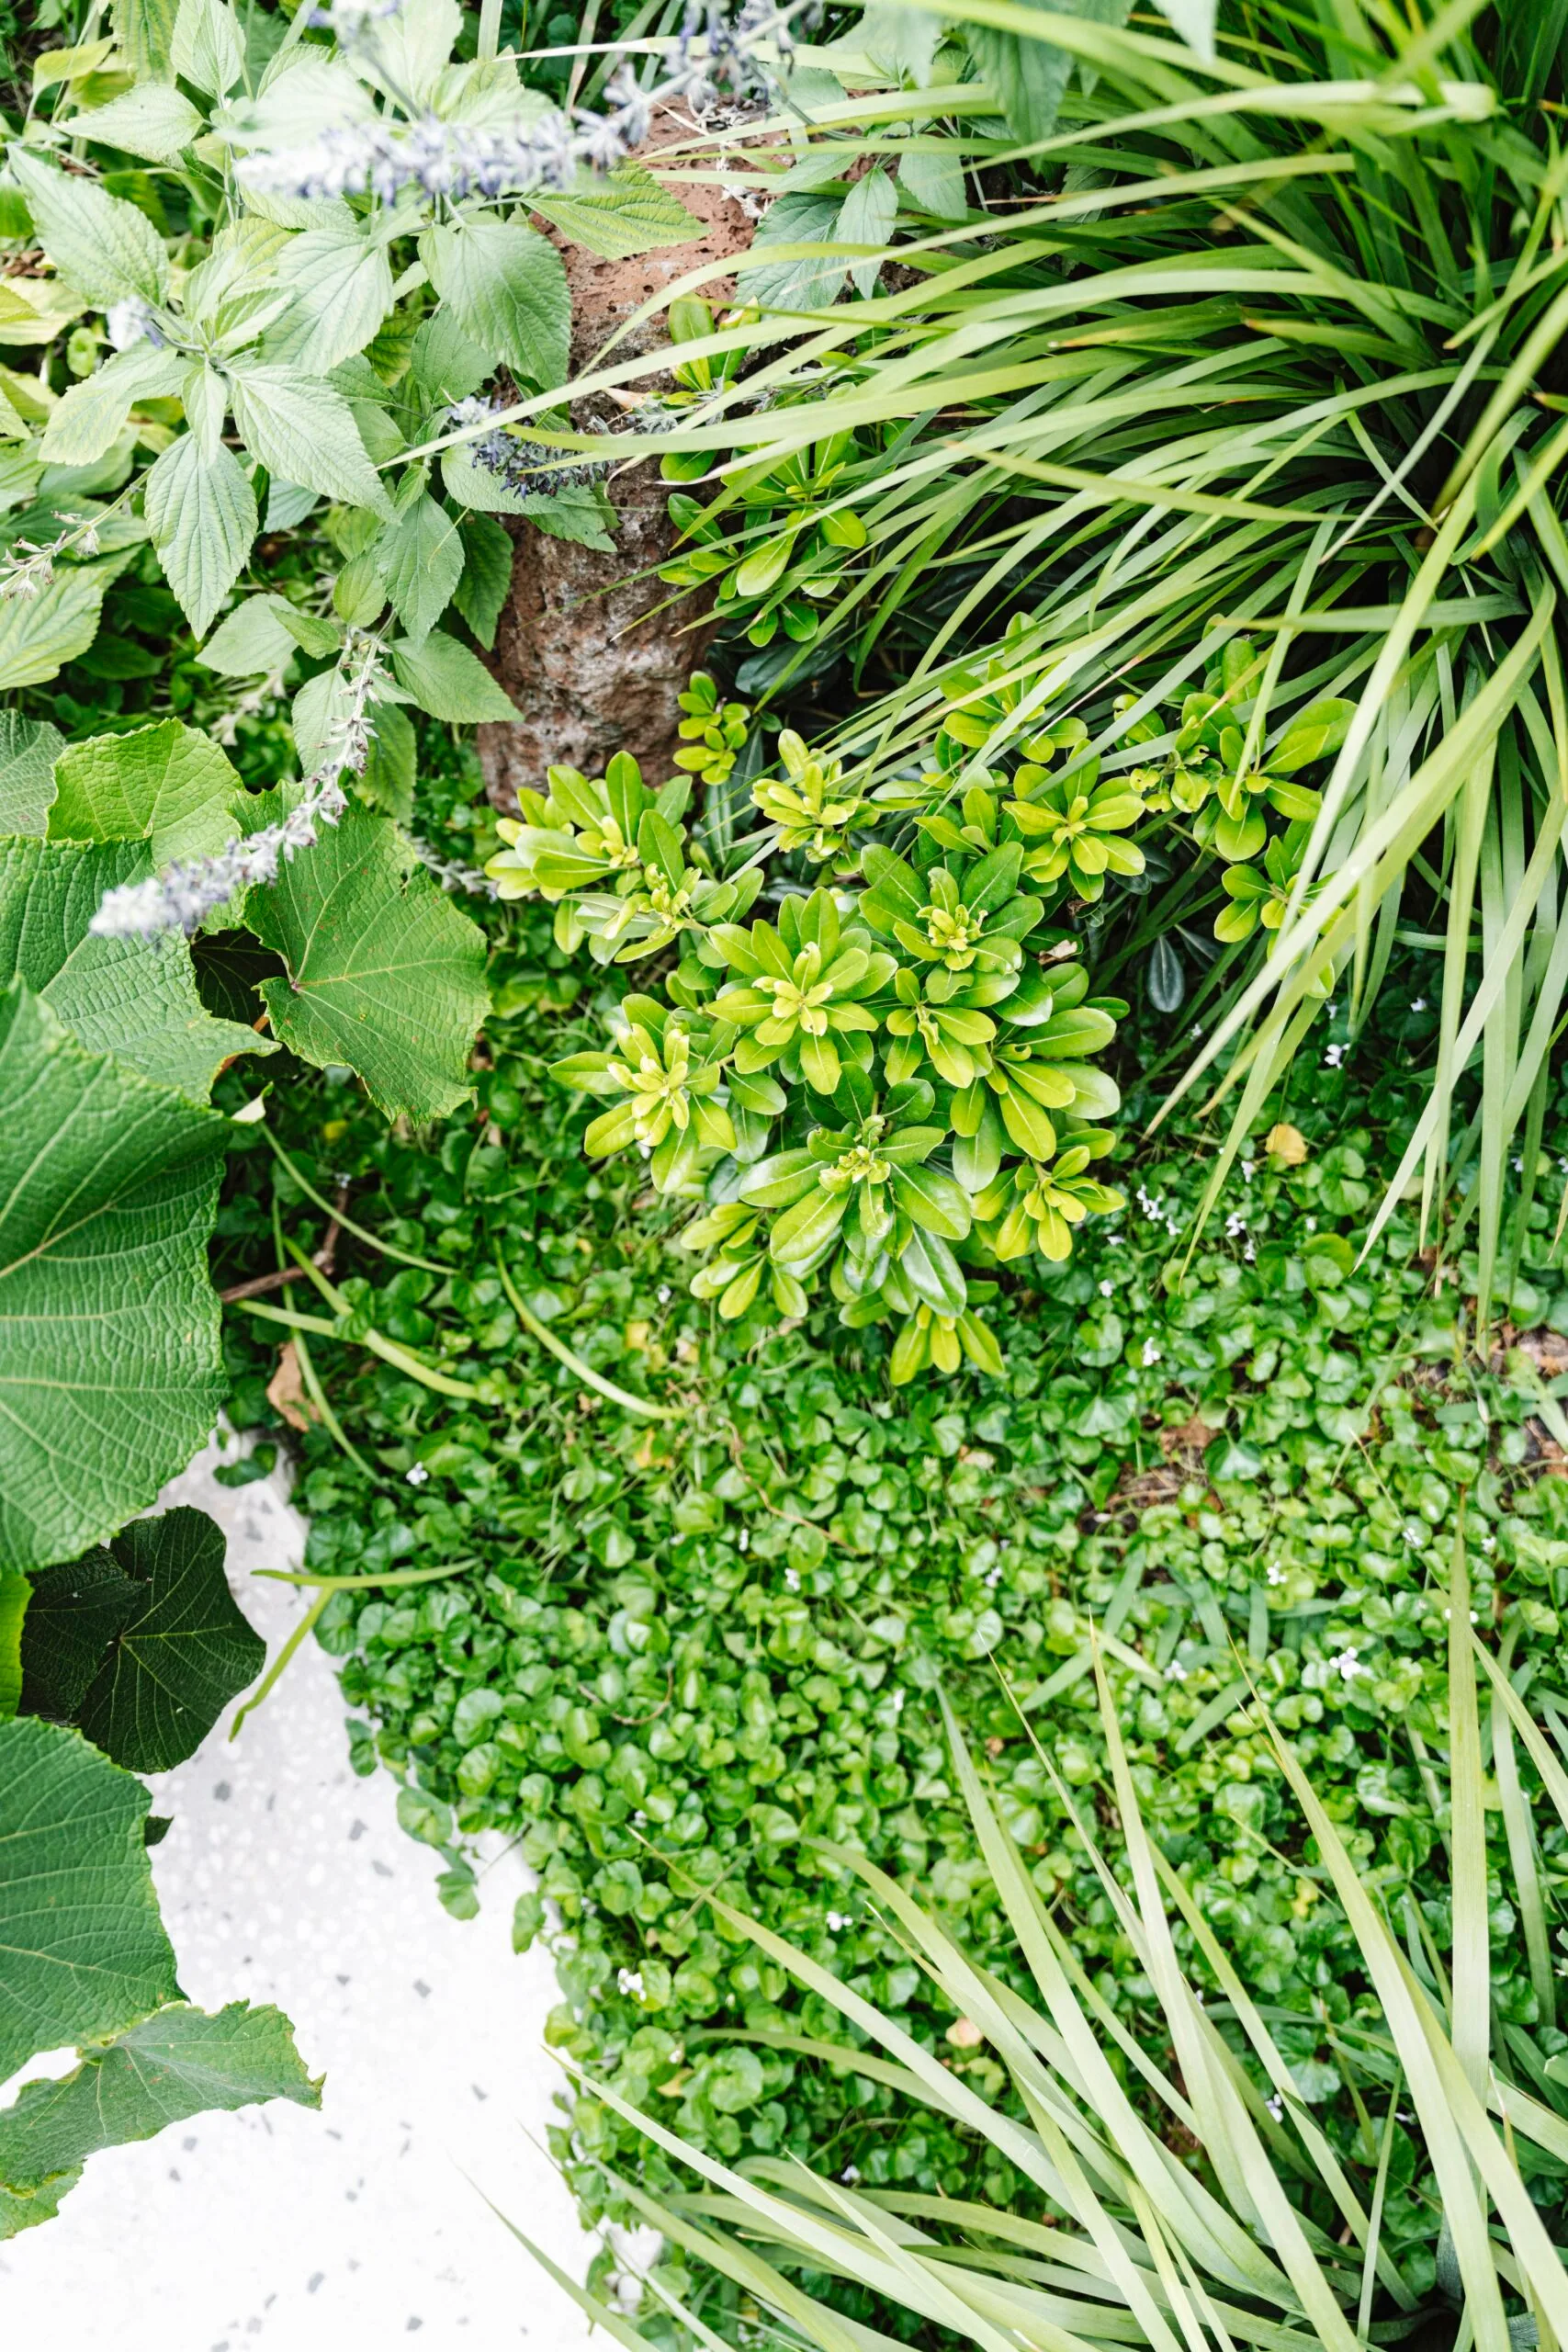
top-left (423, 214), bottom-right (569, 393)
top-left (6, 147), bottom-right (169, 310)
top-left (359, 699), bottom-right (416, 823)
top-left (143, 434), bottom-right (257, 636)
top-left (66, 84), bottom-right (205, 161)
top-left (531, 160), bottom-right (704, 260)
top-left (525, 481), bottom-right (616, 552)
top-left (49, 718), bottom-right (245, 865)
top-left (0, 1716), bottom-right (177, 2082)
top-left (0, 561), bottom-right (111, 689)
top-left (0, 983), bottom-right (227, 1571)
top-left (265, 223), bottom-right (395, 374)
top-left (0, 2000), bottom-right (319, 2238)
top-left (743, 193), bottom-right (846, 313)
top-left (39, 343), bottom-right (187, 469)
top-left (228, 363), bottom-right (392, 516)
top-left (251, 812), bottom-right (489, 1119)
top-left (171, 0), bottom-right (243, 96)
top-left (0, 837), bottom-right (266, 1098)
top-left (0, 711), bottom-right (63, 834)
top-left (838, 169), bottom-right (896, 298)
top-left (374, 489), bottom-right (463, 644)
top-left (453, 509), bottom-right (512, 648)
top-left (405, 311), bottom-right (491, 413)
top-left (18, 1550), bottom-right (138, 1726)
top-left (195, 591), bottom-right (299, 676)
top-left (390, 626), bottom-right (517, 721)
top-left (113, 0), bottom-right (182, 78)
top-left (68, 1509), bottom-right (265, 1772)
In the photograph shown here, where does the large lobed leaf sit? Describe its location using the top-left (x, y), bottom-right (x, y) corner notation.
top-left (20, 1508), bottom-right (265, 1773)
top-left (251, 811), bottom-right (489, 1119)
top-left (0, 983), bottom-right (226, 1571)
top-left (0, 836), bottom-right (264, 1099)
top-left (0, 2000), bottom-right (320, 2238)
top-left (0, 1716), bottom-right (176, 2084)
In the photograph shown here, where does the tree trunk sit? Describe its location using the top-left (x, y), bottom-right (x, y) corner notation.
top-left (478, 119), bottom-right (754, 813)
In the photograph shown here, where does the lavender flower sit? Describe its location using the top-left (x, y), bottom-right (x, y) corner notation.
top-left (236, 0), bottom-right (813, 208)
top-left (445, 396), bottom-right (612, 495)
top-left (0, 513), bottom-right (100, 601)
top-left (105, 296), bottom-right (164, 351)
top-left (91, 632), bottom-right (388, 938)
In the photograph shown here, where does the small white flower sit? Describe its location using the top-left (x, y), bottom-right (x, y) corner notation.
top-left (1411, 997), bottom-right (1427, 1012)
top-left (738, 1528), bottom-right (750, 1552)
top-left (1324, 1043), bottom-right (1346, 1068)
top-left (1100, 1279), bottom-right (1114, 1295)
top-left (1142, 1340), bottom-right (1162, 1366)
top-left (1304, 1216), bottom-right (1317, 1231)
top-left (1267, 1561), bottom-right (1285, 1585)
top-left (784, 1566), bottom-right (800, 1590)
top-left (617, 1967), bottom-right (646, 1999)
top-left (657, 1284), bottom-right (671, 1305)
top-left (1241, 1159), bottom-right (1255, 1181)
top-left (840, 2164), bottom-right (861, 2184)
top-left (1225, 1212), bottom-right (1247, 1238)
top-left (826, 1910), bottom-right (852, 1931)
top-left (405, 1464), bottom-right (430, 1486)
top-left (1166, 1659), bottom-right (1189, 1682)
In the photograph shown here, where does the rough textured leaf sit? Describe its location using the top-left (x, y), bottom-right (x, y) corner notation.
top-left (744, 193), bottom-right (851, 311)
top-left (374, 490), bottom-right (464, 644)
top-left (0, 1716), bottom-right (177, 2083)
top-left (453, 510), bottom-right (513, 649)
top-left (112, 0), bottom-right (181, 78)
top-left (0, 836), bottom-right (265, 1098)
top-left (171, 0), bottom-right (243, 96)
top-left (39, 344), bottom-right (186, 469)
top-left (530, 161), bottom-right (704, 260)
top-left (838, 169), bottom-right (897, 297)
top-left (0, 984), bottom-right (226, 1572)
top-left (964, 0), bottom-right (1133, 141)
top-left (0, 563), bottom-right (110, 689)
top-left (66, 84), bottom-right (205, 161)
top-left (390, 627), bottom-right (518, 720)
top-left (251, 812), bottom-right (489, 1119)
top-left (0, 2001), bottom-right (319, 2238)
top-left (6, 149), bottom-right (169, 310)
top-left (358, 700), bottom-right (416, 823)
top-left (143, 435), bottom-right (257, 637)
top-left (0, 1569), bottom-right (25, 1719)
top-left (525, 483), bottom-right (617, 552)
top-left (195, 591), bottom-right (299, 676)
top-left (49, 718), bottom-right (245, 865)
top-left (228, 365), bottom-right (392, 516)
top-left (17, 1550), bottom-right (138, 1726)
top-left (266, 223), bottom-right (395, 373)
top-left (71, 1509), bottom-right (265, 1772)
top-left (0, 712), bottom-right (63, 834)
top-left (423, 214), bottom-right (570, 392)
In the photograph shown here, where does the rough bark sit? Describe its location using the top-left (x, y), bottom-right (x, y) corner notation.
top-left (478, 116), bottom-right (755, 814)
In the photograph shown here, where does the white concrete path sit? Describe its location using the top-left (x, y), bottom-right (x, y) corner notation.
top-left (0, 1440), bottom-right (597, 2352)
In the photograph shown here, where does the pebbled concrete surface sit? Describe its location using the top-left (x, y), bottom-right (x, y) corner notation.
top-left (0, 1439), bottom-right (595, 2351)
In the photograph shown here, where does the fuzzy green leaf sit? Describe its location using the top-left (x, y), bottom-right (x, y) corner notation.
top-left (0, 984), bottom-right (226, 1571)
top-left (251, 812), bottom-right (489, 1119)
top-left (0, 1716), bottom-right (177, 2083)
top-left (0, 2000), bottom-right (320, 2238)
top-left (422, 214), bottom-right (570, 394)
top-left (0, 836), bottom-right (265, 1099)
top-left (48, 718), bottom-right (246, 865)
top-left (142, 435), bottom-right (258, 638)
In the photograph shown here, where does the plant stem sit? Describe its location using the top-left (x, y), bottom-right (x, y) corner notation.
top-left (494, 1246), bottom-right (680, 1421)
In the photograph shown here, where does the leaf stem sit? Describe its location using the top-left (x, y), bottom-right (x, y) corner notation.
top-left (494, 1246), bottom-right (680, 1421)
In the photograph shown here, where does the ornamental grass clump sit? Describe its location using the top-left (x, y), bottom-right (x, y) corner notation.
top-left (524, 1604), bottom-right (1568, 2352)
top-left (585, 0), bottom-right (1568, 1324)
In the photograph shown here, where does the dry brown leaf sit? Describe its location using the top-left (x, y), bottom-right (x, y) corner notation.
top-left (1265, 1121), bottom-right (1308, 1166)
top-left (266, 1340), bottom-right (314, 1432)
